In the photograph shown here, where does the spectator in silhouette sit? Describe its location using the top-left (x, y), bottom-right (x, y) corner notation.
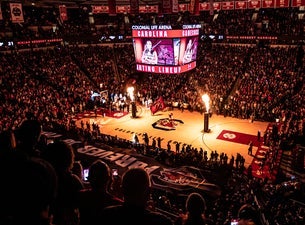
top-left (175, 192), bottom-right (214, 225)
top-left (72, 160), bottom-right (91, 188)
top-left (248, 141), bottom-right (253, 155)
top-left (42, 141), bottom-right (84, 225)
top-left (257, 130), bottom-right (261, 142)
top-left (0, 155), bottom-right (58, 225)
top-left (14, 119), bottom-right (43, 158)
top-left (134, 133), bottom-right (139, 145)
top-left (175, 142), bottom-right (180, 154)
top-left (0, 130), bottom-right (16, 157)
top-left (143, 132), bottom-right (149, 146)
top-left (238, 204), bottom-right (262, 225)
top-left (72, 160), bottom-right (85, 181)
top-left (157, 136), bottom-right (162, 148)
top-left (78, 159), bottom-right (123, 225)
top-left (151, 138), bottom-right (156, 150)
top-left (101, 167), bottom-right (173, 225)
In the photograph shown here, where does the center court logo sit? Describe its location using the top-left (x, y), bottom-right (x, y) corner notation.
top-left (222, 133), bottom-right (236, 139)
top-left (152, 118), bottom-right (184, 131)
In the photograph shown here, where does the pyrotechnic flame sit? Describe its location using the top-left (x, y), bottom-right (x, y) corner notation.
top-left (202, 94), bottom-right (210, 113)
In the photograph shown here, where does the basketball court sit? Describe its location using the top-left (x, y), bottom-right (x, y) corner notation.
top-left (75, 105), bottom-right (269, 168)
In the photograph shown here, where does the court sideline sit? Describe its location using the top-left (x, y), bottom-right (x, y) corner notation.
top-left (76, 105), bottom-right (269, 168)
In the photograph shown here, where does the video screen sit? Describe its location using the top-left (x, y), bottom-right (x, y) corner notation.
top-left (132, 25), bottom-right (201, 74)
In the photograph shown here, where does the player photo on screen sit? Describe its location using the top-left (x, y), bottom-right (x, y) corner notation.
top-left (134, 38), bottom-right (176, 65)
top-left (157, 39), bottom-right (174, 65)
top-left (141, 39), bottom-right (159, 64)
top-left (179, 37), bottom-right (199, 65)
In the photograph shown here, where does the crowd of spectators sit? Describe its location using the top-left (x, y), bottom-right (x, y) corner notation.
top-left (1, 43), bottom-right (304, 224)
top-left (1, 4), bottom-right (305, 225)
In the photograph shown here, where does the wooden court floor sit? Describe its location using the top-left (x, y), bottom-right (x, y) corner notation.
top-left (76, 105), bottom-right (269, 168)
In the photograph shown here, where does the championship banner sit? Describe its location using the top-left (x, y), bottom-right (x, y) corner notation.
top-left (172, 0), bottom-right (179, 13)
top-left (212, 2), bottom-right (221, 10)
top-left (162, 0), bottom-right (172, 14)
top-left (138, 5), bottom-right (159, 13)
top-left (275, 0), bottom-right (289, 7)
top-left (210, 0), bottom-right (214, 15)
top-left (235, 1), bottom-right (248, 9)
top-left (10, 3), bottom-right (24, 23)
top-left (116, 5), bottom-right (129, 13)
top-left (0, 4), bottom-right (3, 20)
top-left (92, 5), bottom-right (109, 14)
top-left (59, 5), bottom-right (68, 22)
top-left (199, 2), bottom-right (210, 11)
top-left (130, 0), bottom-right (139, 14)
top-left (139, 6), bottom-right (147, 13)
top-left (108, 0), bottom-right (116, 15)
top-left (179, 4), bottom-right (189, 12)
top-left (146, 5), bottom-right (159, 13)
top-left (189, 0), bottom-right (195, 14)
top-left (291, 0), bottom-right (305, 7)
top-left (194, 0), bottom-right (200, 15)
top-left (222, 1), bottom-right (235, 10)
top-left (248, 0), bottom-right (262, 9)
top-left (262, 0), bottom-right (275, 8)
